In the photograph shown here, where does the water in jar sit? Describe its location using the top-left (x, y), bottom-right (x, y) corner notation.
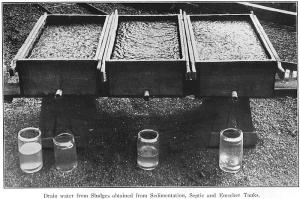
top-left (137, 145), bottom-right (159, 170)
top-left (19, 142), bottom-right (43, 173)
top-left (219, 129), bottom-right (243, 173)
top-left (54, 142), bottom-right (77, 172)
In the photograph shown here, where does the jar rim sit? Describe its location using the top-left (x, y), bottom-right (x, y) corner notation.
top-left (53, 132), bottom-right (75, 147)
top-left (18, 127), bottom-right (41, 142)
top-left (138, 129), bottom-right (159, 143)
top-left (220, 128), bottom-right (243, 143)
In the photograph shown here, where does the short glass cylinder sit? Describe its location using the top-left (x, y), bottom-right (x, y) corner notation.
top-left (219, 128), bottom-right (243, 173)
top-left (18, 127), bottom-right (43, 173)
top-left (137, 129), bottom-right (159, 170)
top-left (53, 132), bottom-right (77, 172)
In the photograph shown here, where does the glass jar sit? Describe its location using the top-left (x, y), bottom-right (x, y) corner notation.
top-left (219, 128), bottom-right (243, 173)
top-left (53, 132), bottom-right (77, 172)
top-left (137, 129), bottom-right (159, 170)
top-left (18, 127), bottom-right (43, 173)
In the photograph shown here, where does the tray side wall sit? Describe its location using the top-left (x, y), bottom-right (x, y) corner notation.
top-left (18, 60), bottom-right (98, 96)
top-left (107, 60), bottom-right (185, 96)
top-left (46, 15), bottom-right (106, 25)
top-left (195, 61), bottom-right (277, 97)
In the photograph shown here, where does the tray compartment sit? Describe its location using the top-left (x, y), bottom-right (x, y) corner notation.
top-left (105, 15), bottom-right (188, 97)
top-left (15, 14), bottom-right (109, 96)
top-left (187, 14), bottom-right (278, 97)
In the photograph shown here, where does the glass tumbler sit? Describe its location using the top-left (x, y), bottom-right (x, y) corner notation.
top-left (219, 128), bottom-right (243, 173)
top-left (137, 129), bottom-right (159, 170)
top-left (53, 132), bottom-right (77, 172)
top-left (18, 127), bottom-right (43, 173)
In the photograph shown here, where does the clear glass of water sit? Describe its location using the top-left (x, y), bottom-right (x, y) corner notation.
top-left (53, 132), bottom-right (77, 172)
top-left (137, 129), bottom-right (159, 170)
top-left (219, 128), bottom-right (243, 173)
top-left (18, 127), bottom-right (43, 173)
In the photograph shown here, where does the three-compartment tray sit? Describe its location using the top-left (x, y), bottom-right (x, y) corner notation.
top-left (185, 14), bottom-right (278, 97)
top-left (103, 14), bottom-right (190, 97)
top-left (10, 12), bottom-right (279, 98)
top-left (12, 14), bottom-right (110, 96)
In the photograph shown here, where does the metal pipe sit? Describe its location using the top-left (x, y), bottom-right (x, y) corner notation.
top-left (55, 89), bottom-right (63, 99)
top-left (143, 90), bottom-right (150, 101)
top-left (232, 91), bottom-right (238, 102)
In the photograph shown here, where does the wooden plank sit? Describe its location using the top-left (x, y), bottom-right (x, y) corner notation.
top-left (250, 14), bottom-right (280, 60)
top-left (100, 11), bottom-right (118, 81)
top-left (19, 14), bottom-right (47, 59)
top-left (249, 14), bottom-right (276, 60)
top-left (107, 60), bottom-right (185, 96)
top-left (105, 10), bottom-right (119, 63)
top-left (96, 15), bottom-right (113, 73)
top-left (251, 14), bottom-right (285, 73)
top-left (177, 12), bottom-right (190, 79)
top-left (178, 11), bottom-right (191, 79)
top-left (185, 14), bottom-right (199, 63)
top-left (9, 13), bottom-right (47, 76)
top-left (250, 14), bottom-right (281, 61)
top-left (94, 15), bottom-right (110, 60)
top-left (18, 13), bottom-right (47, 58)
top-left (183, 12), bottom-right (197, 80)
top-left (95, 14), bottom-right (114, 94)
top-left (17, 60), bottom-right (98, 96)
top-left (95, 15), bottom-right (112, 60)
top-left (195, 61), bottom-right (276, 97)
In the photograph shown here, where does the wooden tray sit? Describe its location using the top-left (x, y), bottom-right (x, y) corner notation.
top-left (186, 14), bottom-right (278, 97)
top-left (104, 15), bottom-right (190, 97)
top-left (12, 14), bottom-right (110, 96)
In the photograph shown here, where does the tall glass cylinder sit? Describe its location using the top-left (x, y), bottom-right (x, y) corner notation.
top-left (18, 127), bottom-right (43, 173)
top-left (53, 132), bottom-right (77, 172)
top-left (219, 128), bottom-right (243, 173)
top-left (137, 129), bottom-right (159, 170)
